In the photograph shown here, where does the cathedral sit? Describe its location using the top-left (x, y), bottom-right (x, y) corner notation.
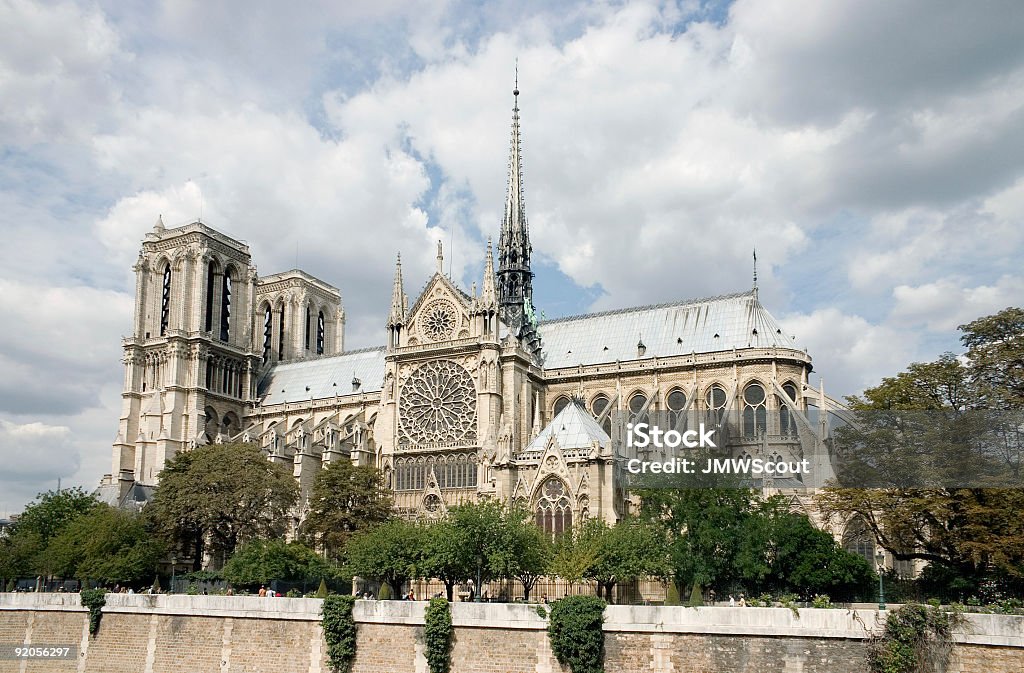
top-left (98, 87), bottom-right (852, 543)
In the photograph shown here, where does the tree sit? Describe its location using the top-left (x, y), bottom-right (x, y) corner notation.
top-left (735, 499), bottom-right (873, 601)
top-left (549, 524), bottom-right (601, 592)
top-left (299, 459), bottom-right (393, 563)
top-left (44, 505), bottom-right (165, 585)
top-left (818, 307), bottom-right (1024, 597)
top-left (444, 501), bottom-right (507, 596)
top-left (638, 487), bottom-right (754, 597)
top-left (146, 442), bottom-right (298, 569)
top-left (494, 510), bottom-right (552, 602)
top-left (222, 539), bottom-right (335, 588)
top-left (583, 519), bottom-right (670, 603)
top-left (0, 488), bottom-right (98, 580)
top-left (345, 519), bottom-right (424, 597)
top-left (421, 518), bottom-right (472, 601)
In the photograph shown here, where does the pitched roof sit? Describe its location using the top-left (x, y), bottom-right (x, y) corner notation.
top-left (524, 401), bottom-right (611, 453)
top-left (538, 290), bottom-right (798, 369)
top-left (257, 347), bottom-right (387, 404)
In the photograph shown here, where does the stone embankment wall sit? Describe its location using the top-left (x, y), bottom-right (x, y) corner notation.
top-left (1, 593), bottom-right (1022, 672)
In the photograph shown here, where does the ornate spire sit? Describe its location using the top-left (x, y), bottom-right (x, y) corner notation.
top-left (497, 79), bottom-right (535, 333)
top-left (481, 238), bottom-right (497, 308)
top-left (436, 240), bottom-right (444, 275)
top-left (387, 253), bottom-right (406, 328)
top-left (154, 214), bottom-right (165, 233)
top-left (752, 248), bottom-right (758, 300)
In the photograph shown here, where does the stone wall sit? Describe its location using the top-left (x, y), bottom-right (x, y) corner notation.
top-left (1, 594), bottom-right (1022, 673)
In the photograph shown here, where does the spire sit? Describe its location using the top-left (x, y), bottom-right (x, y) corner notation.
top-left (154, 214), bottom-right (165, 233)
top-left (387, 253), bottom-right (406, 327)
top-left (752, 248), bottom-right (759, 300)
top-left (497, 75), bottom-right (534, 331)
top-left (436, 240), bottom-right (444, 275)
top-left (481, 238), bottom-right (497, 308)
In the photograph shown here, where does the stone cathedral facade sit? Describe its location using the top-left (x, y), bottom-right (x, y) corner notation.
top-left (100, 89), bottom-right (853, 544)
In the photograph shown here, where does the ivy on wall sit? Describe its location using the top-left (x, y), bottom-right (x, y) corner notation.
top-left (79, 589), bottom-right (107, 636)
top-left (424, 597), bottom-right (453, 673)
top-left (321, 595), bottom-right (357, 673)
top-left (868, 603), bottom-right (965, 673)
top-left (547, 595), bottom-right (606, 673)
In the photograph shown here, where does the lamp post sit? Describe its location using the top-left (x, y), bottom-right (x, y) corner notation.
top-left (876, 549), bottom-right (886, 611)
top-left (170, 556), bottom-right (177, 594)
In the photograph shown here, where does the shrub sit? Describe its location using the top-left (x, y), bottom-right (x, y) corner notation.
top-left (424, 597), bottom-right (453, 673)
top-left (868, 603), bottom-right (965, 673)
top-left (317, 578), bottom-right (329, 598)
top-left (548, 595), bottom-right (606, 673)
top-left (322, 595), bottom-right (357, 673)
top-left (811, 594), bottom-right (832, 609)
top-left (80, 588), bottom-right (106, 636)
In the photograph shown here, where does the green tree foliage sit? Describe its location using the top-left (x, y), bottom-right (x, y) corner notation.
top-left (300, 459), bottom-right (393, 563)
top-left (419, 500), bottom-right (510, 599)
top-left (549, 524), bottom-right (601, 591)
top-left (494, 509), bottom-right (552, 602)
top-left (736, 499), bottom-right (874, 601)
top-left (548, 595), bottom-right (606, 673)
top-left (818, 307), bottom-right (1024, 598)
top-left (345, 519), bottom-right (424, 597)
top-left (582, 519), bottom-right (670, 603)
top-left (45, 505), bottom-right (165, 585)
top-left (146, 442), bottom-right (298, 569)
top-left (0, 488), bottom-right (98, 579)
top-left (638, 487), bottom-right (754, 595)
top-left (222, 539), bottom-right (335, 588)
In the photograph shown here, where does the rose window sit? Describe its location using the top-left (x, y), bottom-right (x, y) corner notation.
top-left (422, 300), bottom-right (458, 341)
top-left (400, 360), bottom-right (477, 446)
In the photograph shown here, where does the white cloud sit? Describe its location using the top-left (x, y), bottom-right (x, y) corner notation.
top-left (891, 275), bottom-right (1024, 332)
top-left (781, 308), bottom-right (918, 398)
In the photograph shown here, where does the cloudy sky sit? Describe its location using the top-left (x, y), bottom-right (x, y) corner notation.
top-left (1, 0), bottom-right (1022, 513)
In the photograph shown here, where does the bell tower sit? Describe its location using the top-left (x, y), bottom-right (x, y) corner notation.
top-left (111, 218), bottom-right (260, 487)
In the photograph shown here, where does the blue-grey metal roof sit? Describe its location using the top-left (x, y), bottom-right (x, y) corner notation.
top-left (538, 290), bottom-right (798, 368)
top-left (259, 347), bottom-right (387, 404)
top-left (525, 402), bottom-right (611, 453)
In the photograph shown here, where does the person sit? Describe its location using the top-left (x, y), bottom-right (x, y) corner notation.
top-left (541, 593), bottom-right (548, 604)
top-left (729, 595), bottom-right (735, 607)
top-left (226, 587), bottom-right (234, 596)
top-left (258, 586), bottom-right (267, 598)
top-left (738, 594), bottom-right (747, 607)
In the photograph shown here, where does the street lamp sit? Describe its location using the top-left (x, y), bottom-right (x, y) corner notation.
top-left (170, 556), bottom-right (177, 594)
top-left (876, 549), bottom-right (886, 611)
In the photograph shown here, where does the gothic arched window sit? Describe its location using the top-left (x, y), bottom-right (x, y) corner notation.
top-left (706, 385), bottom-right (727, 424)
top-left (667, 388), bottom-right (687, 430)
top-left (219, 272), bottom-right (232, 341)
top-left (317, 311), bottom-right (325, 355)
top-left (743, 382), bottom-right (767, 437)
top-left (553, 395), bottom-right (571, 418)
top-left (160, 265), bottom-right (172, 336)
top-left (204, 264), bottom-right (216, 332)
top-left (779, 382), bottom-right (800, 437)
top-left (535, 477), bottom-right (572, 537)
top-left (262, 306), bottom-right (273, 363)
top-left (305, 307), bottom-right (312, 351)
top-left (277, 306), bottom-right (285, 360)
top-left (591, 393), bottom-right (612, 436)
top-left (628, 392), bottom-right (649, 425)
top-left (842, 516), bottom-right (876, 565)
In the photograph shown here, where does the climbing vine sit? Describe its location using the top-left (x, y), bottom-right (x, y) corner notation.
top-left (321, 595), bottom-right (357, 673)
top-left (424, 597), bottom-right (453, 673)
top-left (79, 589), bottom-right (107, 636)
top-left (548, 595), bottom-right (606, 673)
top-left (868, 603), bottom-right (965, 673)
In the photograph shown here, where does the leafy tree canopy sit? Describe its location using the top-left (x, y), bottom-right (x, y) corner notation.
top-left (44, 504), bottom-right (165, 585)
top-left (299, 459), bottom-right (393, 563)
top-left (345, 518), bottom-right (425, 596)
top-left (222, 539), bottom-right (336, 587)
top-left (146, 442), bottom-right (298, 569)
